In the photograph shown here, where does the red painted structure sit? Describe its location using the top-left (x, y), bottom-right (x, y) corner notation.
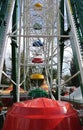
top-left (2, 98), bottom-right (82, 130)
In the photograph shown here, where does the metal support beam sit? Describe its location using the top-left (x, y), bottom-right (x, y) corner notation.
top-left (8, 34), bottom-right (70, 38)
top-left (11, 0), bottom-right (18, 103)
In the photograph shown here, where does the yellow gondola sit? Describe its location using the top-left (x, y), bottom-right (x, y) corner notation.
top-left (40, 84), bottom-right (49, 93)
top-left (30, 73), bottom-right (44, 79)
top-left (34, 3), bottom-right (43, 10)
top-left (40, 80), bottom-right (49, 92)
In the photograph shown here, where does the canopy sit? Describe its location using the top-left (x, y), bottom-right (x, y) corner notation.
top-left (1, 85), bottom-right (25, 95)
top-left (3, 98), bottom-right (81, 130)
top-left (34, 3), bottom-right (43, 10)
top-left (33, 23), bottom-right (42, 30)
top-left (32, 39), bottom-right (44, 47)
top-left (32, 57), bottom-right (43, 63)
top-left (40, 83), bottom-right (49, 92)
top-left (30, 73), bottom-right (44, 79)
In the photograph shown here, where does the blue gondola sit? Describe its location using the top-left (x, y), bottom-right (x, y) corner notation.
top-left (33, 39), bottom-right (44, 47)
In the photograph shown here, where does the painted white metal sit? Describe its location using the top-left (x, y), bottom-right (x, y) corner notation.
top-left (0, 0), bottom-right (16, 83)
top-left (17, 0), bottom-right (22, 102)
top-left (8, 34), bottom-right (70, 38)
top-left (57, 0), bottom-right (61, 101)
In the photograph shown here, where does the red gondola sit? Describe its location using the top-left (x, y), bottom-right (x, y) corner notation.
top-left (32, 57), bottom-right (43, 63)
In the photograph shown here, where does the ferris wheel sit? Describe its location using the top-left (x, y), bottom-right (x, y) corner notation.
top-left (0, 0), bottom-right (83, 105)
top-left (15, 0), bottom-right (59, 92)
top-left (4, 0), bottom-right (62, 101)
